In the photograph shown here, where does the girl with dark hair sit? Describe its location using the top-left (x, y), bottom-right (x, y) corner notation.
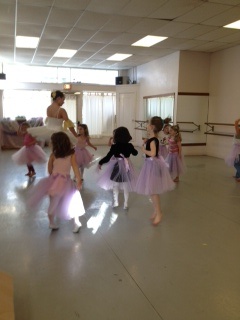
top-left (165, 124), bottom-right (186, 182)
top-left (28, 132), bottom-right (85, 233)
top-left (135, 116), bottom-right (175, 226)
top-left (97, 126), bottom-right (138, 210)
top-left (75, 123), bottom-right (97, 179)
top-left (27, 90), bottom-right (78, 144)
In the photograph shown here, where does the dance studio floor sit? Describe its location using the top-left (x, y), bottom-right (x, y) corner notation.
top-left (0, 146), bottom-right (240, 320)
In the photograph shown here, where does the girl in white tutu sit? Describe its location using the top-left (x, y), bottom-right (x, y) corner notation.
top-left (135, 117), bottom-right (175, 226)
top-left (12, 122), bottom-right (47, 177)
top-left (97, 126), bottom-right (138, 210)
top-left (225, 118), bottom-right (240, 181)
top-left (165, 124), bottom-right (186, 182)
top-left (75, 123), bottom-right (97, 179)
top-left (28, 132), bottom-right (85, 233)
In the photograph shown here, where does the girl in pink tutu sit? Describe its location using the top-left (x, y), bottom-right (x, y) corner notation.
top-left (225, 118), bottom-right (240, 181)
top-left (12, 122), bottom-right (47, 177)
top-left (135, 116), bottom-right (175, 226)
top-left (159, 122), bottom-right (171, 159)
top-left (165, 124), bottom-right (186, 182)
top-left (97, 126), bottom-right (138, 210)
top-left (75, 123), bottom-right (97, 179)
top-left (28, 132), bottom-right (85, 233)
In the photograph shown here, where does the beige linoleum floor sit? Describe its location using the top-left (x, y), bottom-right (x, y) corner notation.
top-left (0, 146), bottom-right (240, 320)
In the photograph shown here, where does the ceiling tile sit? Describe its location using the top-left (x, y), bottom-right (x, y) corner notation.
top-left (175, 3), bottom-right (232, 23)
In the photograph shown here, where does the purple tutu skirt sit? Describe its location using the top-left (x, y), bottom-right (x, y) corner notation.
top-left (225, 144), bottom-right (240, 166)
top-left (135, 157), bottom-right (175, 195)
top-left (28, 174), bottom-right (85, 220)
top-left (159, 144), bottom-right (168, 159)
top-left (12, 145), bottom-right (47, 165)
top-left (97, 157), bottom-right (138, 192)
top-left (75, 147), bottom-right (94, 168)
top-left (165, 152), bottom-right (186, 179)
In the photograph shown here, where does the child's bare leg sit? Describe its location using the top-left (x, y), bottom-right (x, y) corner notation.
top-left (112, 182), bottom-right (119, 207)
top-left (150, 194), bottom-right (162, 226)
top-left (48, 197), bottom-right (59, 230)
top-left (73, 216), bottom-right (82, 233)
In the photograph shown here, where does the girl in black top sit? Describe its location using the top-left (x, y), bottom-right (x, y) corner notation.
top-left (135, 116), bottom-right (175, 226)
top-left (97, 126), bottom-right (138, 210)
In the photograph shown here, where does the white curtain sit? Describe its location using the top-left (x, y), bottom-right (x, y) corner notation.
top-left (82, 92), bottom-right (116, 138)
top-left (64, 94), bottom-right (77, 125)
top-left (146, 95), bottom-right (174, 120)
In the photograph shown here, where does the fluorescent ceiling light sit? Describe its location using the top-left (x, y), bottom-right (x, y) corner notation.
top-left (132, 35), bottom-right (167, 47)
top-left (53, 49), bottom-right (77, 58)
top-left (107, 53), bottom-right (132, 61)
top-left (224, 20), bottom-right (240, 29)
top-left (16, 36), bottom-right (39, 48)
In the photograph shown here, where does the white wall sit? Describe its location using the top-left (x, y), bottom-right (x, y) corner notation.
top-left (207, 45), bottom-right (240, 158)
top-left (134, 52), bottom-right (180, 145)
top-left (178, 51), bottom-right (210, 93)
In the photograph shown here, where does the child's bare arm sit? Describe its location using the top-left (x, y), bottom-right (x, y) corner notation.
top-left (86, 137), bottom-right (97, 150)
top-left (48, 153), bottom-right (54, 174)
top-left (71, 154), bottom-right (82, 190)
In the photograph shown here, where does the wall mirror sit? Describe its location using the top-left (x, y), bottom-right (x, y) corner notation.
top-left (143, 93), bottom-right (174, 121)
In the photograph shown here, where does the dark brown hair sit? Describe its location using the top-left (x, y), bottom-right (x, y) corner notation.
top-left (51, 90), bottom-right (65, 101)
top-left (78, 123), bottom-right (89, 137)
top-left (51, 132), bottom-right (74, 158)
top-left (150, 116), bottom-right (171, 133)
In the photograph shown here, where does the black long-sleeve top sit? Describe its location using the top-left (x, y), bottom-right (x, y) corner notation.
top-left (99, 143), bottom-right (138, 165)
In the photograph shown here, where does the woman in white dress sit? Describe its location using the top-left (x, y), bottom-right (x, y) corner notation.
top-left (27, 90), bottom-right (78, 144)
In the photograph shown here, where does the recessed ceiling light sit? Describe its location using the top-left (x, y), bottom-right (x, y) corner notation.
top-left (107, 53), bottom-right (132, 61)
top-left (132, 35), bottom-right (168, 47)
top-left (16, 36), bottom-right (39, 48)
top-left (224, 20), bottom-right (240, 29)
top-left (53, 49), bottom-right (77, 58)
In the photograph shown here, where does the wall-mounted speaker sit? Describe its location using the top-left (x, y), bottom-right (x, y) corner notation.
top-left (115, 76), bottom-right (130, 85)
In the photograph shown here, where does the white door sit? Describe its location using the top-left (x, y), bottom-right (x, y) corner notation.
top-left (116, 89), bottom-right (137, 143)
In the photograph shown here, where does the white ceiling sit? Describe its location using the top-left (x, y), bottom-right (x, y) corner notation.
top-left (1, 0), bottom-right (240, 70)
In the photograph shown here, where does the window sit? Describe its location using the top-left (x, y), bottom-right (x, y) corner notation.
top-left (2, 90), bottom-right (51, 120)
top-left (2, 90), bottom-right (77, 124)
top-left (82, 92), bottom-right (116, 137)
top-left (5, 65), bottom-right (118, 85)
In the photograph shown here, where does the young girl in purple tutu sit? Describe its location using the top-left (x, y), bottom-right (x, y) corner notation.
top-left (12, 122), bottom-right (47, 177)
top-left (165, 124), bottom-right (186, 182)
top-left (159, 122), bottom-right (171, 159)
top-left (97, 126), bottom-right (138, 210)
top-left (135, 116), bottom-right (175, 226)
top-left (75, 123), bottom-right (97, 180)
top-left (28, 132), bottom-right (85, 233)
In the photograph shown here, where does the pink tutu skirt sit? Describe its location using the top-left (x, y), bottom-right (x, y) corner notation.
top-left (225, 144), bottom-right (240, 166)
top-left (12, 145), bottom-right (47, 165)
top-left (165, 152), bottom-right (186, 179)
top-left (28, 174), bottom-right (85, 220)
top-left (97, 157), bottom-right (138, 192)
top-left (75, 147), bottom-right (93, 168)
top-left (135, 157), bottom-right (175, 195)
top-left (159, 144), bottom-right (168, 159)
